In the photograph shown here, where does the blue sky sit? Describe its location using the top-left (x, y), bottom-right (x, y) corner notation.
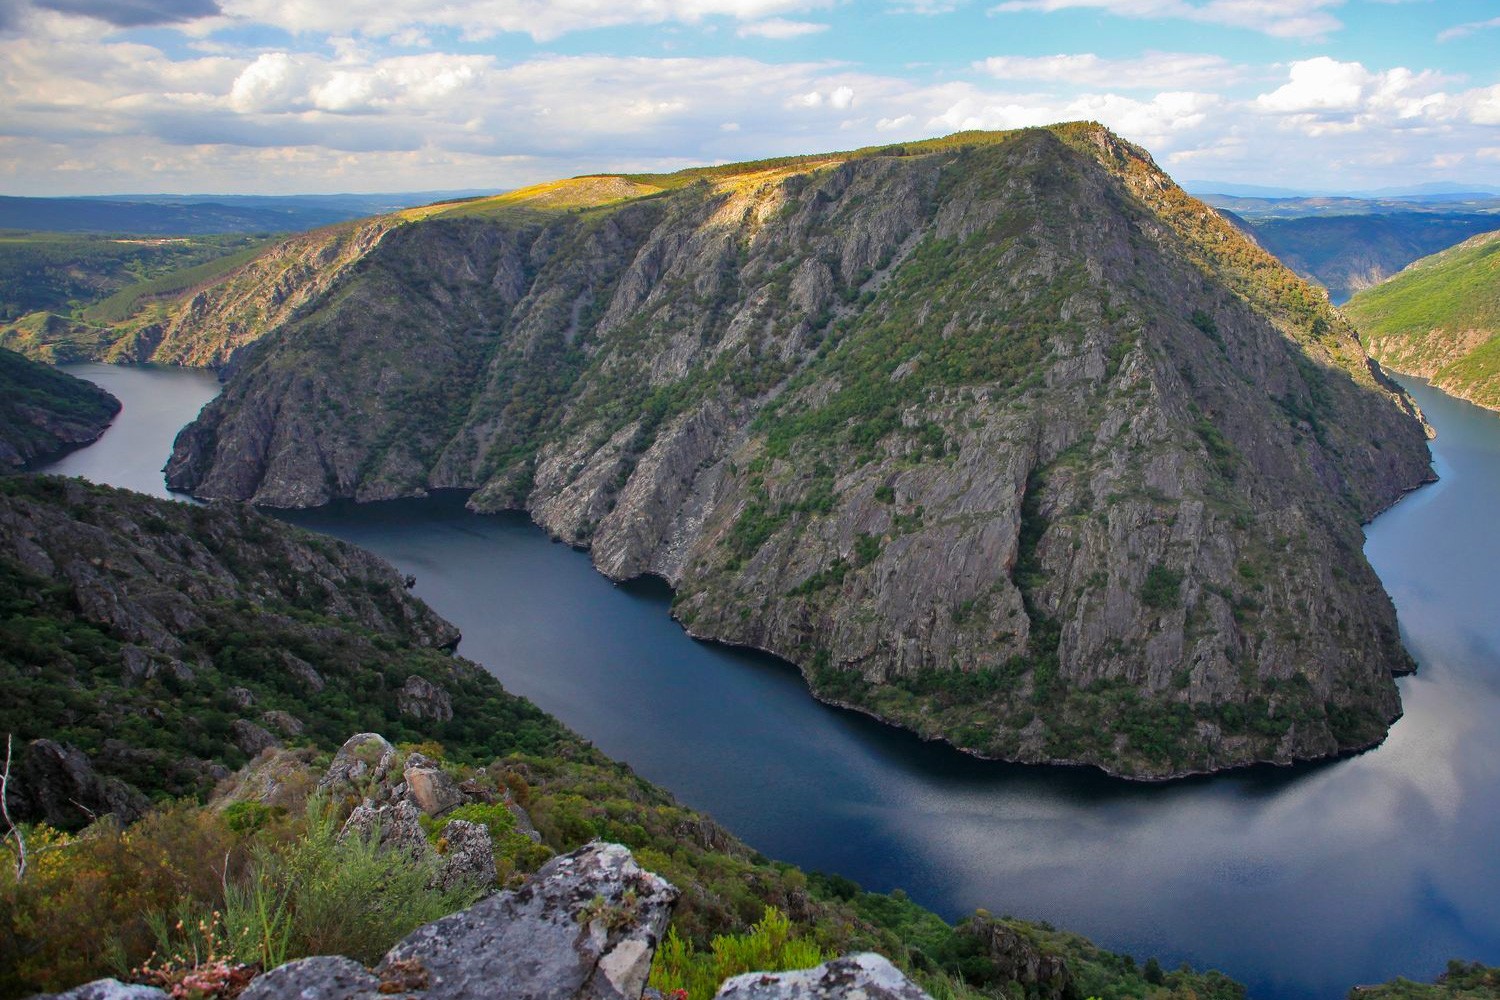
top-left (1, 0), bottom-right (1497, 195)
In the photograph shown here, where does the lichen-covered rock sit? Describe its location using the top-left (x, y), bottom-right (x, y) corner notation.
top-left (715, 954), bottom-right (933, 1000)
top-left (397, 675), bottom-right (454, 722)
top-left (212, 747), bottom-right (319, 811)
top-left (431, 819), bottom-right (497, 892)
top-left (32, 979), bottom-right (169, 1000)
top-left (230, 719), bottom-right (279, 756)
top-left (239, 956), bottom-right (381, 1000)
top-left (236, 843), bottom-right (677, 1000)
top-left (319, 733), bottom-right (398, 796)
top-left (340, 799), bottom-right (431, 860)
top-left (381, 842), bottom-right (677, 1000)
top-left (403, 753), bottom-right (464, 817)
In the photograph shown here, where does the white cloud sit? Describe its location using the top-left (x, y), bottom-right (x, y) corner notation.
top-left (736, 17), bottom-right (828, 37)
top-left (3, 8), bottom-right (1498, 197)
top-left (977, 51), bottom-right (1241, 90)
top-left (1437, 15), bottom-right (1500, 43)
top-left (989, 0), bottom-right (1344, 39)
top-left (217, 0), bottom-right (835, 42)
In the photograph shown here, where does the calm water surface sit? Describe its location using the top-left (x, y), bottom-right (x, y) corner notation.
top-left (43, 366), bottom-right (1500, 999)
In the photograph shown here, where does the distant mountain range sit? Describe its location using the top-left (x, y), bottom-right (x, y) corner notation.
top-left (1185, 180), bottom-right (1500, 199)
top-left (0, 191), bottom-right (500, 235)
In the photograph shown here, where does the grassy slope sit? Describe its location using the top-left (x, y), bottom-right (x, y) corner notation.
top-left (1344, 229), bottom-right (1500, 408)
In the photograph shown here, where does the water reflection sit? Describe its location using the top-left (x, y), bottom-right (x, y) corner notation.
top-left (42, 364), bottom-right (1500, 999)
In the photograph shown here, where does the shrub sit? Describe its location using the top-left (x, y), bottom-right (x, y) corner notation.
top-left (649, 907), bottom-right (828, 1000)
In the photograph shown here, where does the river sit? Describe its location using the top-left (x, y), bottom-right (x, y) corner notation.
top-left (41, 362), bottom-right (1500, 999)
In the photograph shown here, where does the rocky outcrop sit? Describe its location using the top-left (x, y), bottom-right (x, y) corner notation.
top-left (715, 954), bottom-right (933, 1000)
top-left (5, 739), bottom-right (148, 828)
top-left (0, 346), bottom-right (118, 468)
top-left (0, 476), bottom-right (548, 814)
top-left (225, 842), bottom-right (679, 1000)
top-left (962, 918), bottom-right (1076, 1000)
top-left (156, 124), bottom-right (1432, 777)
top-left (399, 675), bottom-right (455, 722)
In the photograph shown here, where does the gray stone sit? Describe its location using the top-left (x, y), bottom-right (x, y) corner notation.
top-left (283, 652), bottom-right (326, 693)
top-left (261, 709), bottom-right (305, 736)
top-left (379, 841), bottom-right (677, 1000)
top-left (33, 979), bottom-right (170, 1000)
top-left (431, 819), bottom-right (497, 892)
top-left (318, 733), bottom-right (397, 796)
top-left (225, 686), bottom-right (255, 709)
top-left (230, 719), bottom-right (279, 756)
top-left (340, 800), bottom-right (431, 860)
top-left (715, 954), bottom-right (933, 1000)
top-left (239, 956), bottom-right (380, 1000)
top-left (396, 675), bottom-right (453, 722)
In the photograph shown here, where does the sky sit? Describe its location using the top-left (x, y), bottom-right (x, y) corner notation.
top-left (1, 0), bottom-right (1498, 196)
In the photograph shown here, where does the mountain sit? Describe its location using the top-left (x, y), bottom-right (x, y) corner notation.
top-left (1194, 193), bottom-right (1500, 220)
top-left (1344, 229), bottom-right (1500, 410)
top-left (0, 347), bottom-right (119, 468)
top-left (1243, 213), bottom-right (1500, 303)
top-left (0, 473), bottom-right (1247, 1000)
top-left (10, 123), bottom-right (1435, 779)
top-left (0, 192), bottom-right (498, 236)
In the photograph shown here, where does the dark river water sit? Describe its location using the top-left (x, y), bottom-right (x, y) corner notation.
top-left (43, 363), bottom-right (1500, 999)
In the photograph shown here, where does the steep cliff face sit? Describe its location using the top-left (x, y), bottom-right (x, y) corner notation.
top-left (0, 347), bottom-right (119, 468)
top-left (0, 475), bottom-right (566, 817)
top-left (159, 124), bottom-right (1432, 777)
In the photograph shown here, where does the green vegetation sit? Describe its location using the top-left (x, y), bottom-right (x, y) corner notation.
top-left (1350, 961), bottom-right (1500, 1000)
top-left (0, 476), bottom-right (569, 805)
top-left (0, 231), bottom-right (271, 322)
top-left (1247, 213), bottom-right (1500, 303)
top-left (81, 242), bottom-right (269, 325)
top-left (1345, 229), bottom-right (1500, 408)
top-left (0, 348), bottom-right (118, 466)
top-left (649, 907), bottom-right (828, 1000)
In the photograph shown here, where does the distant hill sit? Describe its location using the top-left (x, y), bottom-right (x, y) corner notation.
top-left (1246, 212), bottom-right (1500, 303)
top-left (1344, 228), bottom-right (1500, 410)
top-left (1197, 192), bottom-right (1500, 221)
top-left (0, 190), bottom-right (499, 235)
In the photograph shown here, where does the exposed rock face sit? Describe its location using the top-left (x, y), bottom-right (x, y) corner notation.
top-left (0, 477), bottom-right (507, 813)
top-left (715, 954), bottom-right (933, 1000)
top-left (963, 919), bottom-right (1076, 1000)
top-left (156, 124), bottom-right (1432, 777)
top-left (381, 842), bottom-right (677, 1000)
top-left (232, 842), bottom-right (679, 1000)
top-left (230, 719), bottom-right (279, 755)
top-left (0, 346), bottom-right (118, 468)
top-left (403, 752), bottom-right (465, 816)
top-left (399, 674), bottom-right (455, 722)
top-left (7, 739), bottom-right (148, 828)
